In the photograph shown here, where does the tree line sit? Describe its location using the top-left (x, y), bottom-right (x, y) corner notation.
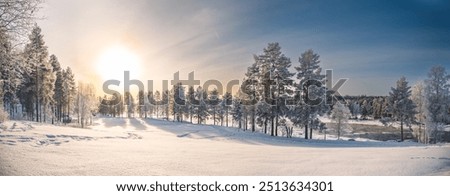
top-left (98, 43), bottom-right (332, 139)
top-left (98, 42), bottom-right (449, 143)
top-left (0, 1), bottom-right (97, 127)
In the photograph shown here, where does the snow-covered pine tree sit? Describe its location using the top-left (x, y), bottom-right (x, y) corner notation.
top-left (124, 91), bottom-right (135, 118)
top-left (255, 43), bottom-right (293, 136)
top-left (22, 25), bottom-right (51, 122)
top-left (39, 53), bottom-right (55, 123)
top-left (217, 96), bottom-right (226, 126)
top-left (384, 76), bottom-right (416, 142)
top-left (222, 92), bottom-right (232, 127)
top-left (243, 58), bottom-right (259, 132)
top-left (98, 95), bottom-right (110, 116)
top-left (425, 65), bottom-right (450, 142)
top-left (108, 92), bottom-right (122, 118)
top-left (186, 86), bottom-right (195, 123)
top-left (231, 96), bottom-right (243, 129)
top-left (137, 90), bottom-right (145, 118)
top-left (193, 87), bottom-right (208, 124)
top-left (149, 91), bottom-right (156, 118)
top-left (50, 54), bottom-right (64, 122)
top-left (360, 99), bottom-right (371, 120)
top-left (291, 49), bottom-right (329, 139)
top-left (0, 30), bottom-right (22, 118)
top-left (348, 101), bottom-right (360, 119)
top-left (153, 90), bottom-right (161, 118)
top-left (331, 102), bottom-right (351, 140)
top-left (411, 81), bottom-right (428, 143)
top-left (208, 88), bottom-right (220, 125)
top-left (256, 101), bottom-right (271, 134)
top-left (62, 66), bottom-right (76, 120)
top-left (172, 82), bottom-right (185, 122)
top-left (144, 91), bottom-right (150, 118)
top-left (372, 97), bottom-right (383, 119)
top-left (162, 89), bottom-right (170, 121)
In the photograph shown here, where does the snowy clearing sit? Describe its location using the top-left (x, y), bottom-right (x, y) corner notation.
top-left (1, 118), bottom-right (449, 176)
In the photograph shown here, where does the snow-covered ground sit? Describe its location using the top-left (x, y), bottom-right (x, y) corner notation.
top-left (0, 117), bottom-right (449, 176)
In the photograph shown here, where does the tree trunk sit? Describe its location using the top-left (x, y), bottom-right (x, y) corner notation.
top-left (251, 107), bottom-right (255, 132)
top-left (304, 124), bottom-right (308, 139)
top-left (264, 118), bottom-right (267, 134)
top-left (271, 117), bottom-right (274, 136)
top-left (225, 107), bottom-right (228, 127)
top-left (67, 96), bottom-right (70, 120)
top-left (35, 66), bottom-right (39, 123)
top-left (400, 119), bottom-right (404, 142)
top-left (337, 119), bottom-right (341, 140)
top-left (275, 115), bottom-right (278, 136)
top-left (244, 112), bottom-right (247, 131)
top-left (51, 106), bottom-right (54, 124)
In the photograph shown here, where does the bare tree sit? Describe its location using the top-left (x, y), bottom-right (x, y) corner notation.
top-left (75, 82), bottom-right (96, 128)
top-left (0, 0), bottom-right (43, 40)
top-left (331, 102), bottom-right (351, 140)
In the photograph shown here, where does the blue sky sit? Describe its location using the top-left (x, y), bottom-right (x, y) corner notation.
top-left (39, 0), bottom-right (450, 95)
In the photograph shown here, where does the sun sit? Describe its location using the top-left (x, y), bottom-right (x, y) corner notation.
top-left (96, 45), bottom-right (141, 82)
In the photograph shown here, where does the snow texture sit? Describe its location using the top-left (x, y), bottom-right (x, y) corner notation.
top-left (0, 117), bottom-right (449, 176)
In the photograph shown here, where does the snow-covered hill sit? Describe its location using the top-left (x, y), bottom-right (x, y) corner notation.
top-left (0, 117), bottom-right (449, 175)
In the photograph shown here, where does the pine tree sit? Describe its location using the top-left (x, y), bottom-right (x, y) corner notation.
top-left (256, 101), bottom-right (271, 134)
top-left (50, 54), bottom-right (64, 122)
top-left (39, 54), bottom-right (55, 122)
top-left (124, 91), bottom-right (135, 118)
top-left (62, 66), bottom-right (76, 120)
top-left (217, 98), bottom-right (226, 126)
top-left (149, 91), bottom-right (155, 118)
top-left (254, 43), bottom-right (294, 135)
top-left (222, 92), bottom-right (232, 127)
top-left (172, 82), bottom-right (185, 122)
top-left (360, 99), bottom-right (372, 119)
top-left (137, 90), bottom-right (145, 118)
top-left (231, 96), bottom-right (243, 129)
top-left (153, 90), bottom-right (161, 118)
top-left (162, 89), bottom-right (170, 120)
top-left (186, 86), bottom-right (196, 123)
top-left (372, 97), bottom-right (383, 119)
top-left (0, 30), bottom-right (22, 118)
top-left (208, 88), bottom-right (220, 125)
top-left (348, 101), bottom-right (360, 119)
top-left (22, 25), bottom-right (51, 122)
top-left (243, 58), bottom-right (259, 132)
top-left (193, 87), bottom-right (208, 124)
top-left (290, 49), bottom-right (328, 139)
top-left (384, 76), bottom-right (416, 142)
top-left (98, 95), bottom-right (110, 116)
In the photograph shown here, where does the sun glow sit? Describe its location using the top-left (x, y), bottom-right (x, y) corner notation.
top-left (96, 46), bottom-right (141, 82)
